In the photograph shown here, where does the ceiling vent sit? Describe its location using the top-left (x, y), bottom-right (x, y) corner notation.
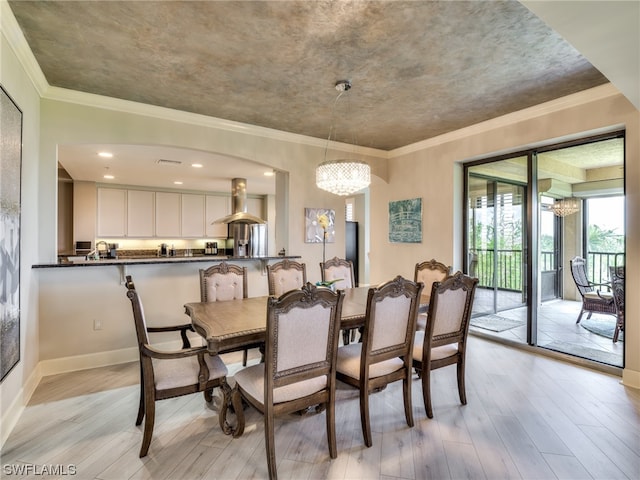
top-left (156, 158), bottom-right (182, 165)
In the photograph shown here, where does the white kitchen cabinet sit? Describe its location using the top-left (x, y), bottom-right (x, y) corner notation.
top-left (205, 195), bottom-right (230, 238)
top-left (97, 188), bottom-right (126, 237)
top-left (155, 192), bottom-right (181, 237)
top-left (181, 193), bottom-right (205, 237)
top-left (127, 190), bottom-right (155, 237)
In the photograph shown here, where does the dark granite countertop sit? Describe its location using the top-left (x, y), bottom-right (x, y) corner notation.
top-left (32, 255), bottom-right (301, 268)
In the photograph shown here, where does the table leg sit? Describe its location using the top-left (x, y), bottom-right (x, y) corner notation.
top-left (218, 378), bottom-right (237, 435)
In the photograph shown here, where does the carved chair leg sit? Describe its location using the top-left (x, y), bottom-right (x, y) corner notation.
top-left (360, 386), bottom-right (372, 448)
top-left (139, 397), bottom-right (155, 457)
top-left (457, 359), bottom-right (467, 405)
top-left (265, 411), bottom-right (277, 480)
top-left (136, 377), bottom-right (145, 426)
top-left (326, 400), bottom-right (337, 459)
top-left (403, 373), bottom-right (414, 428)
top-left (422, 368), bottom-right (433, 419)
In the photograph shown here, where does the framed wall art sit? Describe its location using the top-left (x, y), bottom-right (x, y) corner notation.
top-left (1, 85), bottom-right (23, 381)
top-left (389, 198), bottom-right (422, 243)
top-left (305, 208), bottom-right (335, 243)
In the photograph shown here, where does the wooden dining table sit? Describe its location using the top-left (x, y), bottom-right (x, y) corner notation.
top-left (183, 285), bottom-right (429, 434)
top-left (184, 286), bottom-right (372, 355)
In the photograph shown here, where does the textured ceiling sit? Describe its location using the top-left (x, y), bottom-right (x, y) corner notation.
top-left (8, 0), bottom-right (609, 151)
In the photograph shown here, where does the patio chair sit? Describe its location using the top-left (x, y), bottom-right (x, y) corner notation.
top-left (569, 256), bottom-right (615, 324)
top-left (609, 266), bottom-right (625, 343)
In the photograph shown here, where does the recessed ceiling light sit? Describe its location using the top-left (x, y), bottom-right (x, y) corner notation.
top-left (98, 152), bottom-right (113, 158)
top-left (174, 181), bottom-right (183, 185)
top-left (103, 174), bottom-right (114, 180)
top-left (191, 163), bottom-right (203, 168)
top-left (264, 170), bottom-right (275, 177)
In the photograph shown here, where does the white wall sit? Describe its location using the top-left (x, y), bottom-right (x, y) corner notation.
top-left (0, 4), bottom-right (43, 445)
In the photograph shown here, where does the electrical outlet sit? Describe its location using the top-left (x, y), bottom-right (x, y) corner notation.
top-left (93, 319), bottom-right (102, 330)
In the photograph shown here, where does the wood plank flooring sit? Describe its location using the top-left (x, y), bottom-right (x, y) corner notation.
top-left (2, 337), bottom-right (639, 479)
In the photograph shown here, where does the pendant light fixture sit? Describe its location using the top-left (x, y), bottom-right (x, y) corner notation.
top-left (316, 80), bottom-right (371, 196)
top-left (550, 197), bottom-right (579, 217)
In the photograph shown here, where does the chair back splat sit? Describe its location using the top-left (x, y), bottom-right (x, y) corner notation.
top-left (266, 259), bottom-right (307, 296)
top-left (321, 257), bottom-right (357, 344)
top-left (229, 283), bottom-right (344, 480)
top-left (412, 272), bottom-right (478, 419)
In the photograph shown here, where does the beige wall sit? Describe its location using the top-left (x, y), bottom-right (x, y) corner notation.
top-left (370, 86), bottom-right (639, 388)
top-left (0, 13), bottom-right (42, 443)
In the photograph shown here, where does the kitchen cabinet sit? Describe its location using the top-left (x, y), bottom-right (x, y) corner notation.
top-left (205, 195), bottom-right (230, 238)
top-left (127, 190), bottom-right (155, 237)
top-left (181, 194), bottom-right (205, 237)
top-left (155, 192), bottom-right (181, 237)
top-left (97, 188), bottom-right (126, 237)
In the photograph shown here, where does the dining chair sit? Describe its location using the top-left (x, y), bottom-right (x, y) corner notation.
top-left (230, 283), bottom-right (344, 480)
top-left (569, 256), bottom-right (616, 324)
top-left (414, 259), bottom-right (451, 331)
top-left (125, 275), bottom-right (228, 457)
top-left (200, 262), bottom-right (254, 365)
top-left (412, 272), bottom-right (478, 419)
top-left (320, 256), bottom-right (357, 344)
top-left (266, 259), bottom-right (307, 296)
top-left (335, 275), bottom-right (423, 448)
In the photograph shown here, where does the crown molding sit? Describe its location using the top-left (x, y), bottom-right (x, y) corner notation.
top-left (42, 86), bottom-right (389, 159)
top-left (1, 0), bottom-right (48, 95)
top-left (389, 83), bottom-right (621, 158)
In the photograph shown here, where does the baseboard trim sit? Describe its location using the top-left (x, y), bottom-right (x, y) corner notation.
top-left (1, 364), bottom-right (42, 448)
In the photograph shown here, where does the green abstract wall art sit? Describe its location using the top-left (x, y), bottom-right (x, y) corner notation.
top-left (389, 198), bottom-right (422, 243)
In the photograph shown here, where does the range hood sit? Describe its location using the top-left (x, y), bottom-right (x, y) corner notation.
top-left (213, 178), bottom-right (266, 224)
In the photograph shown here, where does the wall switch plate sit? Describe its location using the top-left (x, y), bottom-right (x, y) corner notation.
top-left (93, 319), bottom-right (102, 330)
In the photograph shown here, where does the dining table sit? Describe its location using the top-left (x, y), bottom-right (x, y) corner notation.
top-left (183, 285), bottom-right (429, 434)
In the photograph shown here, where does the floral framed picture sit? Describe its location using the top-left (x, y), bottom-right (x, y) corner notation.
top-left (305, 208), bottom-right (335, 243)
top-left (389, 198), bottom-right (422, 243)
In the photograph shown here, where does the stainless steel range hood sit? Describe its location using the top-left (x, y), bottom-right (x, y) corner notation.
top-left (213, 178), bottom-right (266, 224)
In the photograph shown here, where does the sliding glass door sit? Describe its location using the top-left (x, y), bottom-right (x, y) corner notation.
top-left (467, 157), bottom-right (527, 317)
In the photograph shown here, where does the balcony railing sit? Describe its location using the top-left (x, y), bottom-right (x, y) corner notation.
top-left (471, 249), bottom-right (624, 291)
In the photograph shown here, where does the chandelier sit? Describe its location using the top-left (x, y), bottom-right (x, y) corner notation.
top-left (550, 197), bottom-right (579, 217)
top-left (316, 80), bottom-right (371, 196)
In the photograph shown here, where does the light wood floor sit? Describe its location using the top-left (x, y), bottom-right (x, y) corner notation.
top-left (2, 337), bottom-right (639, 479)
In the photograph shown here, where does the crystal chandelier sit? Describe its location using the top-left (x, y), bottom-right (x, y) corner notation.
top-left (316, 80), bottom-right (371, 196)
top-left (550, 197), bottom-right (579, 217)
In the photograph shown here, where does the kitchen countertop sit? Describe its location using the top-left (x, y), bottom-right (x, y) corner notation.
top-left (32, 255), bottom-right (301, 268)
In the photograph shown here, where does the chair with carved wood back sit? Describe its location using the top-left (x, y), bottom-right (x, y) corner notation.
top-left (321, 256), bottom-right (357, 344)
top-left (229, 283), bottom-right (344, 480)
top-left (336, 276), bottom-right (423, 447)
top-left (414, 259), bottom-right (451, 331)
top-left (266, 259), bottom-right (307, 296)
top-left (200, 262), bottom-right (255, 365)
top-left (412, 272), bottom-right (478, 418)
top-left (125, 275), bottom-right (227, 457)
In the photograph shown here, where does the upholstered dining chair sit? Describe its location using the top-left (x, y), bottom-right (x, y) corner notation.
top-left (266, 259), bottom-right (307, 296)
top-left (230, 283), bottom-right (344, 480)
top-left (414, 259), bottom-right (451, 331)
top-left (321, 256), bottom-right (357, 344)
top-left (335, 276), bottom-right (423, 448)
top-left (125, 275), bottom-right (228, 457)
top-left (412, 272), bottom-right (478, 419)
top-left (569, 256), bottom-right (616, 324)
top-left (200, 262), bottom-right (255, 365)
